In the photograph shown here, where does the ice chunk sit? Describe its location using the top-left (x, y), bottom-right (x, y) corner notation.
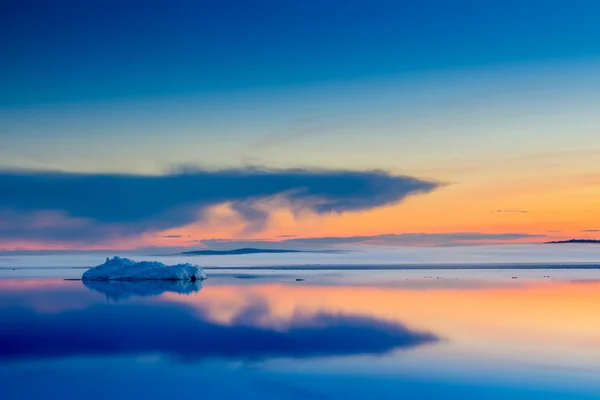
top-left (82, 256), bottom-right (207, 281)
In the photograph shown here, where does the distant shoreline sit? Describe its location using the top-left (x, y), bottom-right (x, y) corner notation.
top-left (200, 263), bottom-right (600, 270)
top-left (177, 248), bottom-right (308, 256)
top-left (544, 239), bottom-right (600, 244)
top-left (3, 262), bottom-right (600, 271)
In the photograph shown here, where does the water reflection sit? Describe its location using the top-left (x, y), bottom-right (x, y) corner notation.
top-left (0, 282), bottom-right (437, 362)
top-left (2, 275), bottom-right (600, 399)
top-left (83, 279), bottom-right (204, 300)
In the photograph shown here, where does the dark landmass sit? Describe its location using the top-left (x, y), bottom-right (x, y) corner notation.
top-left (545, 239), bottom-right (600, 244)
top-left (201, 263), bottom-right (600, 270)
top-left (179, 248), bottom-right (308, 256)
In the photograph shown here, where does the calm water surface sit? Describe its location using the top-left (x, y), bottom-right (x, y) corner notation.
top-left (1, 268), bottom-right (600, 399)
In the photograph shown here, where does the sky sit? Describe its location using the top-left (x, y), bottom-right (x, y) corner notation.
top-left (1, 0), bottom-right (600, 250)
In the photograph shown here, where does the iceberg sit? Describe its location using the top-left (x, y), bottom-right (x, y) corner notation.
top-left (82, 256), bottom-right (207, 281)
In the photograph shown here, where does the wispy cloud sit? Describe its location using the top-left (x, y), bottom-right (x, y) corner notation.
top-left (197, 232), bottom-right (543, 249)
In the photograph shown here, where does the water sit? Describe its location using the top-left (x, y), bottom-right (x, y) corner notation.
top-left (2, 266), bottom-right (600, 399)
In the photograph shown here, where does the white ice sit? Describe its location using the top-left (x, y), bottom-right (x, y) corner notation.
top-left (81, 256), bottom-right (207, 281)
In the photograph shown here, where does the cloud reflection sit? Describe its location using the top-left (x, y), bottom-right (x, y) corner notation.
top-left (0, 300), bottom-right (437, 362)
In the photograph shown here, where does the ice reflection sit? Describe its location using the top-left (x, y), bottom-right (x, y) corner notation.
top-left (83, 279), bottom-right (204, 300)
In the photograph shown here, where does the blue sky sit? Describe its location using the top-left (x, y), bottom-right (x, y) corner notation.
top-left (3, 0), bottom-right (600, 106)
top-left (2, 0), bottom-right (600, 249)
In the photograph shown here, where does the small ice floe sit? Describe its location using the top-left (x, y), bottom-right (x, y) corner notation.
top-left (82, 256), bottom-right (207, 281)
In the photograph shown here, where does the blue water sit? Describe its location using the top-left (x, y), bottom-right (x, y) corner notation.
top-left (1, 268), bottom-right (600, 399)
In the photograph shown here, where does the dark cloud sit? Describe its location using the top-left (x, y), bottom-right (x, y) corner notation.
top-left (581, 229), bottom-right (600, 233)
top-left (0, 168), bottom-right (439, 243)
top-left (197, 232), bottom-right (543, 249)
top-left (160, 235), bottom-right (182, 238)
top-left (230, 200), bottom-right (270, 234)
top-left (0, 301), bottom-right (437, 362)
top-left (0, 210), bottom-right (127, 242)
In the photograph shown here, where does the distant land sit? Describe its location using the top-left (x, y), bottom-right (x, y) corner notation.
top-left (545, 239), bottom-right (600, 244)
top-left (178, 248), bottom-right (307, 256)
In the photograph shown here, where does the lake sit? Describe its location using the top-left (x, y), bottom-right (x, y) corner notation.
top-left (1, 264), bottom-right (600, 399)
